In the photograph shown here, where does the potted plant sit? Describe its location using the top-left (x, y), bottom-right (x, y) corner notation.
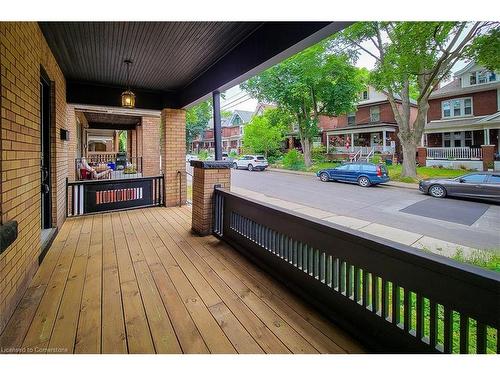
top-left (486, 161), bottom-right (494, 172)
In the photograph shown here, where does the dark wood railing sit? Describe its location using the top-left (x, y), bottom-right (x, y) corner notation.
top-left (213, 188), bottom-right (499, 354)
top-left (66, 175), bottom-right (163, 216)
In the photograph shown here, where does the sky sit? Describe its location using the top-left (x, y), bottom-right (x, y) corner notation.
top-left (221, 34), bottom-right (471, 113)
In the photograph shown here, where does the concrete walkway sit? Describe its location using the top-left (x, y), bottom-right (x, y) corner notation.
top-left (231, 186), bottom-right (486, 260)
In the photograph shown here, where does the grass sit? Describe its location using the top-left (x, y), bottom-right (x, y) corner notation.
top-left (387, 164), bottom-right (468, 183)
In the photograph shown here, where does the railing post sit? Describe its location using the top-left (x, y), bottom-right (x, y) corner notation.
top-left (417, 147), bottom-right (427, 166)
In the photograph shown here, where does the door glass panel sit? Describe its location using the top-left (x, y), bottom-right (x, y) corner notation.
top-left (461, 174), bottom-right (487, 183)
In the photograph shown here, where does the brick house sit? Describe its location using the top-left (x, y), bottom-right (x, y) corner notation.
top-left (422, 62), bottom-right (499, 170)
top-left (323, 86), bottom-right (418, 160)
top-left (191, 109), bottom-right (253, 153)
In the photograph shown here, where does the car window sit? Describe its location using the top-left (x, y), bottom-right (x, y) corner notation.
top-left (461, 174), bottom-right (487, 183)
top-left (361, 164), bottom-right (377, 172)
top-left (348, 164), bottom-right (361, 172)
top-left (487, 175), bottom-right (500, 184)
top-left (256, 156), bottom-right (265, 160)
top-left (336, 165), bottom-right (349, 171)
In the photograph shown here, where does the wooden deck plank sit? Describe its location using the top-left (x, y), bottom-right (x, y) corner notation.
top-left (167, 207), bottom-right (361, 353)
top-left (142, 209), bottom-right (288, 354)
top-left (121, 211), bottom-right (182, 354)
top-left (0, 219), bottom-right (72, 350)
top-left (75, 214), bottom-right (103, 353)
top-left (48, 216), bottom-right (93, 353)
top-left (111, 212), bottom-right (154, 354)
top-left (101, 213), bottom-right (127, 354)
top-left (22, 218), bottom-right (84, 351)
top-left (1, 206), bottom-right (362, 354)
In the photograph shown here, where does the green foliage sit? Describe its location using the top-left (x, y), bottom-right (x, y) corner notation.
top-left (242, 42), bottom-right (364, 166)
top-left (281, 149), bottom-right (305, 170)
top-left (242, 109), bottom-right (286, 157)
top-left (452, 249), bottom-right (500, 273)
top-left (118, 131), bottom-right (127, 152)
top-left (229, 150), bottom-right (238, 158)
top-left (197, 149), bottom-right (209, 160)
top-left (311, 145), bottom-right (327, 163)
top-left (467, 28), bottom-right (500, 71)
top-left (186, 100), bottom-right (212, 149)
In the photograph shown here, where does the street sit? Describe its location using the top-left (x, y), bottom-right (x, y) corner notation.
top-left (228, 169), bottom-right (500, 251)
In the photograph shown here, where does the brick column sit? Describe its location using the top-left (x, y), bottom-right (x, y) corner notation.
top-left (142, 116), bottom-right (161, 177)
top-left (417, 147), bottom-right (427, 167)
top-left (190, 160), bottom-right (232, 236)
top-left (161, 108), bottom-right (187, 207)
top-left (481, 145), bottom-right (495, 171)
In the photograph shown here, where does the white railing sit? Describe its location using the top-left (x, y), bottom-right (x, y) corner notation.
top-left (330, 145), bottom-right (395, 154)
top-left (427, 147), bottom-right (482, 160)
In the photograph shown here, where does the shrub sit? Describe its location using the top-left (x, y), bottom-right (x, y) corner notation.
top-left (282, 149), bottom-right (305, 170)
top-left (371, 155), bottom-right (382, 164)
top-left (198, 149), bottom-right (209, 160)
top-left (229, 150), bottom-right (238, 158)
top-left (311, 145), bottom-right (327, 163)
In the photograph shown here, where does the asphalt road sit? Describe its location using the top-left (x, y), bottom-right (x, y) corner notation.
top-left (228, 169), bottom-right (500, 251)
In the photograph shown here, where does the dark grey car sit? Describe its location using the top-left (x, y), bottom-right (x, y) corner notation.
top-left (419, 172), bottom-right (500, 203)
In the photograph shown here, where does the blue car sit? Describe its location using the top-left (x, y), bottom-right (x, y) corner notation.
top-left (317, 162), bottom-right (390, 187)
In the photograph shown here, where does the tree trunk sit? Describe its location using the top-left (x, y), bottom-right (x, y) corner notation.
top-left (400, 141), bottom-right (417, 179)
top-left (301, 138), bottom-right (312, 167)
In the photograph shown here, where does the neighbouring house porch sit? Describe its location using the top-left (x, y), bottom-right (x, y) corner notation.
top-left (0, 206), bottom-right (362, 354)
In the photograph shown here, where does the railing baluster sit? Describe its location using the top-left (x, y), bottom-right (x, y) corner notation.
top-left (443, 306), bottom-right (453, 353)
top-left (404, 288), bottom-right (411, 332)
top-left (363, 271), bottom-right (369, 308)
top-left (460, 314), bottom-right (469, 354)
top-left (382, 279), bottom-right (389, 320)
top-left (392, 284), bottom-right (400, 326)
top-left (372, 275), bottom-right (379, 314)
top-left (340, 260), bottom-right (346, 295)
top-left (429, 301), bottom-right (438, 350)
top-left (476, 322), bottom-right (487, 354)
top-left (333, 258), bottom-right (339, 291)
top-left (416, 294), bottom-right (424, 340)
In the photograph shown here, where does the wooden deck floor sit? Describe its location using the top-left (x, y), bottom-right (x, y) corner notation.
top-left (0, 206), bottom-right (364, 354)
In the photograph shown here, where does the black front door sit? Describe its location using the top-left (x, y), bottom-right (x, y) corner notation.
top-left (40, 70), bottom-right (52, 229)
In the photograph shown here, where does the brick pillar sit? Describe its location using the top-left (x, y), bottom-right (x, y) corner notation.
top-left (142, 116), bottom-right (161, 177)
top-left (417, 147), bottom-right (427, 167)
top-left (161, 108), bottom-right (187, 207)
top-left (481, 145), bottom-right (495, 171)
top-left (190, 160), bottom-right (232, 236)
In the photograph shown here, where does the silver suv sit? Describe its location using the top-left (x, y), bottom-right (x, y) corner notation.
top-left (233, 155), bottom-right (269, 171)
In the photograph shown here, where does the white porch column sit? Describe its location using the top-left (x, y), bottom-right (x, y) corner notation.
top-left (420, 134), bottom-right (425, 147)
top-left (383, 130), bottom-right (387, 151)
top-left (484, 128), bottom-right (490, 145)
top-left (350, 133), bottom-right (354, 151)
top-left (326, 133), bottom-right (329, 153)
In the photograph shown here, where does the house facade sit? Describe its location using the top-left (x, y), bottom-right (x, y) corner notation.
top-left (191, 109), bottom-right (253, 153)
top-left (324, 86), bottom-right (418, 160)
top-left (422, 62), bottom-right (500, 170)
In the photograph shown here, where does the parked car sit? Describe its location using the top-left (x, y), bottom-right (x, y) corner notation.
top-left (419, 172), bottom-right (500, 203)
top-left (317, 162), bottom-right (390, 187)
top-left (233, 155), bottom-right (269, 171)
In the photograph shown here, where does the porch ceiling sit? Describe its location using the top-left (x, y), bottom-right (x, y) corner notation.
top-left (84, 111), bottom-right (141, 130)
top-left (39, 21), bottom-right (351, 109)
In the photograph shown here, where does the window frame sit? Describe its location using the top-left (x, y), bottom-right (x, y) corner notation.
top-left (469, 70), bottom-right (497, 85)
top-left (369, 106), bottom-right (380, 123)
top-left (441, 97), bottom-right (473, 119)
top-left (347, 112), bottom-right (356, 126)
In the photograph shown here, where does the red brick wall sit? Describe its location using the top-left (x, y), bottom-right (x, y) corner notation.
top-left (428, 90), bottom-right (498, 121)
top-left (0, 22), bottom-right (67, 333)
top-left (142, 116), bottom-right (160, 176)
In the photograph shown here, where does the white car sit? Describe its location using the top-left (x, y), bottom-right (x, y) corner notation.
top-left (233, 155), bottom-right (269, 171)
top-left (186, 154), bottom-right (198, 162)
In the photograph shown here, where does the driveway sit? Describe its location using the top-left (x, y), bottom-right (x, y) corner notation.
top-left (229, 169), bottom-right (500, 251)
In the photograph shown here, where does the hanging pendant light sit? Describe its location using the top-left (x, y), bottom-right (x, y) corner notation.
top-left (121, 59), bottom-right (136, 108)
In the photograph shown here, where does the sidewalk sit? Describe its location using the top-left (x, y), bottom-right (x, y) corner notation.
top-left (230, 185), bottom-right (484, 260)
top-left (268, 167), bottom-right (418, 190)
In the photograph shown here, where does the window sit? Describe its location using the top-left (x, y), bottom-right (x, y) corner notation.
top-left (347, 112), bottom-right (356, 126)
top-left (488, 175), bottom-right (500, 184)
top-left (469, 70), bottom-right (497, 85)
top-left (336, 165), bottom-right (349, 171)
top-left (370, 106), bottom-right (380, 122)
top-left (460, 174), bottom-right (487, 183)
top-left (443, 132), bottom-right (451, 147)
top-left (362, 164), bottom-right (377, 172)
top-left (465, 131), bottom-right (473, 147)
top-left (361, 90), bottom-right (369, 100)
top-left (442, 97), bottom-right (473, 118)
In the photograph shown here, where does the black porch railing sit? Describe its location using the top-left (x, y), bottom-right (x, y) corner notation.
top-left (66, 175), bottom-right (163, 217)
top-left (213, 188), bottom-right (500, 354)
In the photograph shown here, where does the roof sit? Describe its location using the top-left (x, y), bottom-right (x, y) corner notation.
top-left (232, 110), bottom-right (254, 124)
top-left (430, 80), bottom-right (500, 99)
top-left (425, 111), bottom-right (500, 131)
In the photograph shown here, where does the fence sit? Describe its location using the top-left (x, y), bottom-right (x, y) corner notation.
top-left (427, 147), bottom-right (483, 160)
top-left (66, 175), bottom-right (163, 216)
top-left (213, 188), bottom-right (499, 353)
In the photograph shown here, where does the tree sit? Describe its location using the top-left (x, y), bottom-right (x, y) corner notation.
top-left (242, 109), bottom-right (286, 157)
top-left (241, 43), bottom-right (363, 167)
top-left (186, 100), bottom-right (212, 151)
top-left (333, 22), bottom-right (498, 178)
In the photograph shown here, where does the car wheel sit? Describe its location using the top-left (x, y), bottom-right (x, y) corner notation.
top-left (358, 176), bottom-right (371, 187)
top-left (232, 162), bottom-right (238, 169)
top-left (429, 184), bottom-right (447, 198)
top-left (247, 164), bottom-right (253, 171)
top-left (319, 172), bottom-right (329, 182)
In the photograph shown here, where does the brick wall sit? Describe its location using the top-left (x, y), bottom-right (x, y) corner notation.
top-left (0, 22), bottom-right (67, 334)
top-left (428, 90), bottom-right (498, 121)
top-left (142, 116), bottom-right (160, 177)
top-left (161, 109), bottom-right (186, 207)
